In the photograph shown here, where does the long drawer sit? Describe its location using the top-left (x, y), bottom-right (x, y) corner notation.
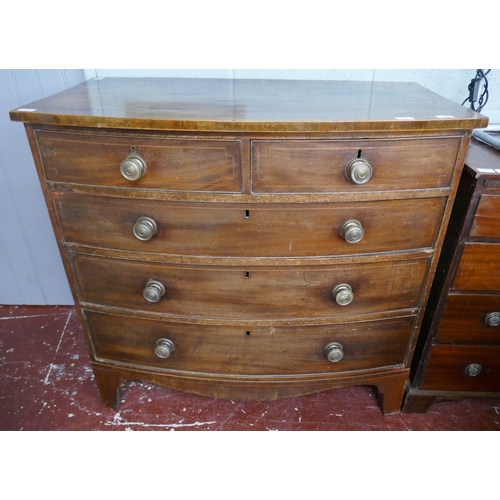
top-left (434, 294), bottom-right (500, 344)
top-left (419, 344), bottom-right (500, 392)
top-left (36, 130), bottom-right (242, 192)
top-left (85, 310), bottom-right (415, 375)
top-left (252, 137), bottom-right (461, 193)
top-left (53, 193), bottom-right (445, 257)
top-left (72, 254), bottom-right (429, 319)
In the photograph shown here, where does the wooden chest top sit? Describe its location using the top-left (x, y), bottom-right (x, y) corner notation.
top-left (9, 77), bottom-right (488, 133)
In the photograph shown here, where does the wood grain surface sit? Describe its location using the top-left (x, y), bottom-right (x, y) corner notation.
top-left (252, 137), bottom-right (460, 192)
top-left (36, 130), bottom-right (242, 191)
top-left (72, 254), bottom-right (429, 320)
top-left (10, 78), bottom-right (488, 132)
top-left (453, 243), bottom-right (500, 292)
top-left (419, 344), bottom-right (500, 392)
top-left (52, 193), bottom-right (445, 257)
top-left (470, 194), bottom-right (500, 238)
top-left (435, 294), bottom-right (500, 344)
top-left (85, 310), bottom-right (415, 375)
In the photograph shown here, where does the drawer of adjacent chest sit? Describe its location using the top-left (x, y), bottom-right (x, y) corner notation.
top-left (435, 294), bottom-right (500, 344)
top-left (53, 193), bottom-right (445, 257)
top-left (252, 137), bottom-right (461, 193)
top-left (453, 243), bottom-right (500, 292)
top-left (72, 254), bottom-right (429, 319)
top-left (84, 310), bottom-right (415, 375)
top-left (36, 130), bottom-right (242, 192)
top-left (419, 344), bottom-right (500, 392)
top-left (469, 195), bottom-right (500, 238)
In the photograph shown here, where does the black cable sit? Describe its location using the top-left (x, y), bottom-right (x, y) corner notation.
top-left (476, 69), bottom-right (490, 112)
top-left (462, 69), bottom-right (491, 112)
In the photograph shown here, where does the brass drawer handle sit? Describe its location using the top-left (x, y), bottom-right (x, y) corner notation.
top-left (339, 219), bottom-right (365, 243)
top-left (324, 342), bottom-right (344, 362)
top-left (485, 312), bottom-right (500, 327)
top-left (332, 283), bottom-right (354, 306)
top-left (345, 157), bottom-right (373, 184)
top-left (143, 279), bottom-right (166, 303)
top-left (133, 216), bottom-right (158, 241)
top-left (464, 363), bottom-right (482, 377)
top-left (155, 338), bottom-right (175, 359)
top-left (120, 152), bottom-right (147, 181)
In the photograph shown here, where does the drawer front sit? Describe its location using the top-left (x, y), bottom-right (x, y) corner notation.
top-left (252, 137), bottom-right (460, 193)
top-left (469, 195), bottom-right (500, 238)
top-left (435, 294), bottom-right (500, 343)
top-left (453, 243), bottom-right (500, 292)
top-left (72, 254), bottom-right (429, 319)
top-left (419, 344), bottom-right (500, 392)
top-left (85, 310), bottom-right (415, 375)
top-left (36, 130), bottom-right (242, 192)
top-left (53, 192), bottom-right (445, 257)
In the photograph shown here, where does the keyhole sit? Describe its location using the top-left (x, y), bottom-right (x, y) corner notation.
top-left (245, 331), bottom-right (251, 338)
top-left (357, 149), bottom-right (362, 158)
top-left (131, 146), bottom-right (136, 154)
top-left (245, 271), bottom-right (250, 279)
top-left (245, 210), bottom-right (250, 219)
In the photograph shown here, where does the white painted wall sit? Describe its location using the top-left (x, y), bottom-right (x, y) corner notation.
top-left (2, 69), bottom-right (498, 305)
top-left (1, 70), bottom-right (86, 305)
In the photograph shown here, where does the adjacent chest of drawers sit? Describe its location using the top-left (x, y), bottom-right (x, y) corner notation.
top-left (10, 78), bottom-right (487, 414)
top-left (404, 136), bottom-right (500, 413)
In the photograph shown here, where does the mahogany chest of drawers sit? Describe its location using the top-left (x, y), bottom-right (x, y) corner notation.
top-left (404, 135), bottom-right (500, 412)
top-left (10, 78), bottom-right (487, 414)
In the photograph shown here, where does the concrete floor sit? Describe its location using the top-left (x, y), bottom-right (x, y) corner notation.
top-left (1, 305), bottom-right (500, 431)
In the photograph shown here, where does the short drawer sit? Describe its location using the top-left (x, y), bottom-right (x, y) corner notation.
top-left (72, 254), bottom-right (429, 320)
top-left (435, 294), bottom-right (500, 344)
top-left (53, 192), bottom-right (445, 257)
top-left (252, 137), bottom-right (461, 193)
top-left (419, 344), bottom-right (500, 392)
top-left (453, 243), bottom-right (500, 292)
top-left (85, 310), bottom-right (415, 375)
top-left (469, 195), bottom-right (500, 238)
top-left (36, 130), bottom-right (242, 192)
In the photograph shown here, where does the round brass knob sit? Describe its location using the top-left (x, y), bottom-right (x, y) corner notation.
top-left (339, 219), bottom-right (365, 244)
top-left (143, 280), bottom-right (166, 303)
top-left (485, 312), bottom-right (500, 327)
top-left (324, 342), bottom-right (344, 362)
top-left (133, 216), bottom-right (158, 241)
top-left (464, 363), bottom-right (482, 377)
top-left (155, 338), bottom-right (175, 359)
top-left (345, 157), bottom-right (373, 184)
top-left (332, 284), bottom-right (354, 306)
top-left (120, 153), bottom-right (147, 181)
